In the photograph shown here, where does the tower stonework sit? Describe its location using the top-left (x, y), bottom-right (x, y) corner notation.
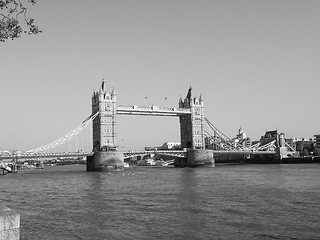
top-left (92, 80), bottom-right (117, 151)
top-left (179, 87), bottom-right (205, 150)
top-left (87, 80), bottom-right (124, 171)
top-left (176, 87), bottom-right (214, 167)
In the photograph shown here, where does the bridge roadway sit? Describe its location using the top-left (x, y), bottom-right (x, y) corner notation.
top-left (0, 149), bottom-right (276, 160)
top-left (0, 152), bottom-right (94, 160)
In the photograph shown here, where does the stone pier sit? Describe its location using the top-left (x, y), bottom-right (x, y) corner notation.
top-left (174, 149), bottom-right (215, 167)
top-left (0, 206), bottom-right (20, 240)
top-left (87, 151), bottom-right (125, 171)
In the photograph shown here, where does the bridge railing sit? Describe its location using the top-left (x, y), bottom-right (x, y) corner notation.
top-left (122, 149), bottom-right (187, 158)
top-left (0, 152), bottom-right (94, 160)
top-left (117, 105), bottom-right (191, 116)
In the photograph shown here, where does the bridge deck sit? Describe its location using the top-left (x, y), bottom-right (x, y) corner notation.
top-left (211, 150), bottom-right (276, 155)
top-left (117, 105), bottom-right (191, 116)
top-left (0, 149), bottom-right (276, 160)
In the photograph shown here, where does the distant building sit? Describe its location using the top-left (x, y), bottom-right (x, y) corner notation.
top-left (314, 134), bottom-right (320, 149)
top-left (233, 126), bottom-right (250, 148)
top-left (145, 147), bottom-right (157, 151)
top-left (0, 149), bottom-right (11, 157)
top-left (260, 130), bottom-right (278, 145)
top-left (145, 142), bottom-right (181, 151)
top-left (259, 130), bottom-right (296, 150)
top-left (158, 142), bottom-right (181, 150)
top-left (294, 137), bottom-right (315, 155)
top-left (236, 126), bottom-right (246, 139)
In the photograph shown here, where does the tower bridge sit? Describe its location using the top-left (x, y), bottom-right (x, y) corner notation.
top-left (1, 80), bottom-right (295, 171)
top-left (87, 80), bottom-right (213, 170)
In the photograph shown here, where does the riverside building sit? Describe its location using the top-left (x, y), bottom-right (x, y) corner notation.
top-left (314, 134), bottom-right (320, 149)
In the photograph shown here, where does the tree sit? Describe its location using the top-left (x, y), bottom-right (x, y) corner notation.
top-left (314, 148), bottom-right (320, 156)
top-left (0, 0), bottom-right (41, 42)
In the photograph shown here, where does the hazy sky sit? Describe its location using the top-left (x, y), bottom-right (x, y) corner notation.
top-left (1, 0), bottom-right (319, 151)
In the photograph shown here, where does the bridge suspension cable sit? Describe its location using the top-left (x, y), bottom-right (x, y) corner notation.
top-left (26, 112), bottom-right (99, 153)
top-left (204, 117), bottom-right (244, 150)
top-left (204, 118), bottom-right (232, 142)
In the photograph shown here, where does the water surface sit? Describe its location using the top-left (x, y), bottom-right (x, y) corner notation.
top-left (1, 164), bottom-right (319, 240)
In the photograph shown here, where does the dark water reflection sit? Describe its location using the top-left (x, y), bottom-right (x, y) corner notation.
top-left (1, 164), bottom-right (320, 240)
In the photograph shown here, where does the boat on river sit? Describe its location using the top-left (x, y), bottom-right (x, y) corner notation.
top-left (154, 159), bottom-right (169, 166)
top-left (123, 162), bottom-right (130, 169)
top-left (137, 158), bottom-right (155, 166)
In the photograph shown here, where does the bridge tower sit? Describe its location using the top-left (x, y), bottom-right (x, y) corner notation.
top-left (92, 80), bottom-right (117, 151)
top-left (179, 86), bottom-right (205, 149)
top-left (87, 80), bottom-right (124, 171)
top-left (176, 87), bottom-right (214, 167)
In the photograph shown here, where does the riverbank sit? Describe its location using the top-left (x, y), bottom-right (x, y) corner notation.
top-left (214, 155), bottom-right (320, 165)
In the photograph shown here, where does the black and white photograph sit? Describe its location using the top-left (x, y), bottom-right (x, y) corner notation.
top-left (1, 1), bottom-right (320, 239)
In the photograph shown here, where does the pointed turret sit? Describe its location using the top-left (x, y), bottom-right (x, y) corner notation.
top-left (100, 79), bottom-right (106, 93)
top-left (194, 97), bottom-right (199, 105)
top-left (179, 95), bottom-right (183, 102)
top-left (111, 87), bottom-right (116, 96)
top-left (199, 94), bottom-right (203, 102)
top-left (185, 86), bottom-right (193, 106)
top-left (239, 126), bottom-right (243, 134)
top-left (111, 87), bottom-right (116, 102)
top-left (186, 86), bottom-right (192, 101)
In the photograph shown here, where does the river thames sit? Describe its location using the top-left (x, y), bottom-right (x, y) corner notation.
top-left (1, 164), bottom-right (320, 240)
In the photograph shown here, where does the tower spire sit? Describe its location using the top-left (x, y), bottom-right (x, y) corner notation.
top-left (186, 85), bottom-right (193, 102)
top-left (100, 79), bottom-right (106, 93)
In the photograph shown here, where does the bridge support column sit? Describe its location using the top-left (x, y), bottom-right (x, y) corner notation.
top-left (275, 133), bottom-right (289, 163)
top-left (276, 147), bottom-right (288, 164)
top-left (88, 80), bottom-right (125, 171)
top-left (174, 149), bottom-right (215, 167)
top-left (87, 151), bottom-right (125, 171)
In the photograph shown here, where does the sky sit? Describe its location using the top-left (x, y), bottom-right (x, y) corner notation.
top-left (1, 0), bottom-right (320, 151)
